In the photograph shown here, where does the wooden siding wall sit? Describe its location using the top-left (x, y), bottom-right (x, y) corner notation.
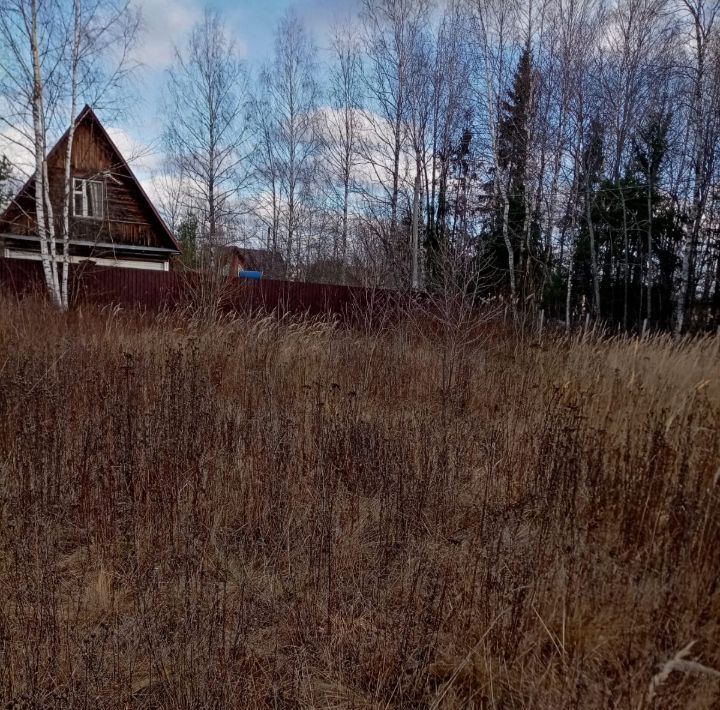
top-left (1, 121), bottom-right (168, 249)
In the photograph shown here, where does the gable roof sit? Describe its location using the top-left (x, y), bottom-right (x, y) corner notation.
top-left (227, 246), bottom-right (286, 275)
top-left (1, 105), bottom-right (180, 253)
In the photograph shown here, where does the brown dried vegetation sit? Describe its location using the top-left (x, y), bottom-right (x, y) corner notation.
top-left (0, 297), bottom-right (718, 708)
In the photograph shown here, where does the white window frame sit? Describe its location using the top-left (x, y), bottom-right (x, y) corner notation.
top-left (73, 177), bottom-right (104, 220)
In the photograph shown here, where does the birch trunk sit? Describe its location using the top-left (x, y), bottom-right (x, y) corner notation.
top-left (29, 0), bottom-right (61, 308)
top-left (60, 0), bottom-right (81, 310)
top-left (646, 174), bottom-right (653, 323)
top-left (584, 175), bottom-right (601, 318)
top-left (410, 153), bottom-right (422, 290)
top-left (390, 106), bottom-right (402, 231)
top-left (676, 231), bottom-right (692, 335)
top-left (341, 165), bottom-right (349, 279)
top-left (501, 181), bottom-right (516, 308)
top-left (620, 189), bottom-right (629, 330)
top-left (674, 0), bottom-right (714, 335)
top-left (565, 246), bottom-right (574, 333)
top-left (565, 194), bottom-right (580, 333)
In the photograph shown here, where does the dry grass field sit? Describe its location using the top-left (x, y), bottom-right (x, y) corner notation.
top-left (0, 296), bottom-right (718, 708)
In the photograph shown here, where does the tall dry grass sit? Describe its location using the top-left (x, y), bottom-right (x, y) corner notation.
top-left (0, 296), bottom-right (718, 708)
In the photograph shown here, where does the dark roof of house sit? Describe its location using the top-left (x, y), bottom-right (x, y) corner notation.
top-left (1, 105), bottom-right (180, 253)
top-left (228, 246), bottom-right (285, 274)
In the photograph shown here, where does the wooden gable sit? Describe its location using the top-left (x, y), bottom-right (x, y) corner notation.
top-left (0, 106), bottom-right (179, 253)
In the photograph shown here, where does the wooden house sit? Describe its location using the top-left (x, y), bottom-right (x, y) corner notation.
top-left (0, 106), bottom-right (179, 271)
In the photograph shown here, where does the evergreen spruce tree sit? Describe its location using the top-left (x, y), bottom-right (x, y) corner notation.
top-left (570, 114), bottom-right (682, 329)
top-left (177, 213), bottom-right (199, 269)
top-left (630, 113), bottom-right (682, 328)
top-left (482, 46), bottom-right (541, 299)
top-left (0, 155), bottom-right (13, 210)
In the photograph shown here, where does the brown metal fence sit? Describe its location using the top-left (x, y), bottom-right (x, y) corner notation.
top-left (0, 259), bottom-right (404, 319)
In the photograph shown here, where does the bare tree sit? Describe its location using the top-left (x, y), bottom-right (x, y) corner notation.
top-left (359, 0), bottom-right (430, 287)
top-left (425, 4), bottom-right (473, 282)
top-left (323, 21), bottom-right (363, 280)
top-left (164, 8), bottom-right (250, 264)
top-left (470, 0), bottom-right (521, 306)
top-left (544, 0), bottom-right (605, 326)
top-left (406, 26), bottom-right (433, 290)
top-left (250, 92), bottom-right (282, 262)
top-left (253, 8), bottom-right (320, 277)
top-left (151, 164), bottom-right (189, 234)
top-left (674, 0), bottom-right (720, 333)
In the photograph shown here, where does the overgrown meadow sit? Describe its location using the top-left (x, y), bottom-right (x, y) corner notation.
top-left (0, 297), bottom-right (718, 708)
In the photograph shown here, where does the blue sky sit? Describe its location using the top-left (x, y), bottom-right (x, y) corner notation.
top-left (138, 0), bottom-right (359, 66)
top-left (134, 0), bottom-right (360, 96)
top-left (116, 0), bottom-right (359, 180)
top-left (0, 0), bottom-right (361, 192)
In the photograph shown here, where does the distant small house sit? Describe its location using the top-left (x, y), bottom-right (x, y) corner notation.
top-left (226, 246), bottom-right (285, 280)
top-left (0, 105), bottom-right (180, 271)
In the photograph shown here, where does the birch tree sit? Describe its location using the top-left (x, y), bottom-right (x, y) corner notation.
top-left (250, 90), bottom-right (282, 262)
top-left (360, 0), bottom-right (430, 286)
top-left (323, 22), bottom-right (363, 276)
top-left (470, 0), bottom-right (521, 306)
top-left (541, 0), bottom-right (604, 325)
top-left (0, 0), bottom-right (139, 309)
top-left (164, 8), bottom-right (250, 264)
top-left (425, 4), bottom-right (472, 284)
top-left (254, 9), bottom-right (320, 274)
top-left (407, 27), bottom-right (432, 290)
top-left (674, 0), bottom-right (720, 333)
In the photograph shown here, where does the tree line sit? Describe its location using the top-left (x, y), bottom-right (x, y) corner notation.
top-left (1, 0), bottom-right (720, 332)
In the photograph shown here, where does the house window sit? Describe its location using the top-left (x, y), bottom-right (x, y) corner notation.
top-left (73, 178), bottom-right (104, 219)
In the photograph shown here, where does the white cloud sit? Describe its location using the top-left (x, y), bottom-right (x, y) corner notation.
top-left (106, 127), bottom-right (162, 177)
top-left (0, 123), bottom-right (35, 181)
top-left (143, 170), bottom-right (190, 224)
top-left (314, 105), bottom-right (415, 192)
top-left (296, 0), bottom-right (360, 36)
top-left (132, 0), bottom-right (202, 70)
